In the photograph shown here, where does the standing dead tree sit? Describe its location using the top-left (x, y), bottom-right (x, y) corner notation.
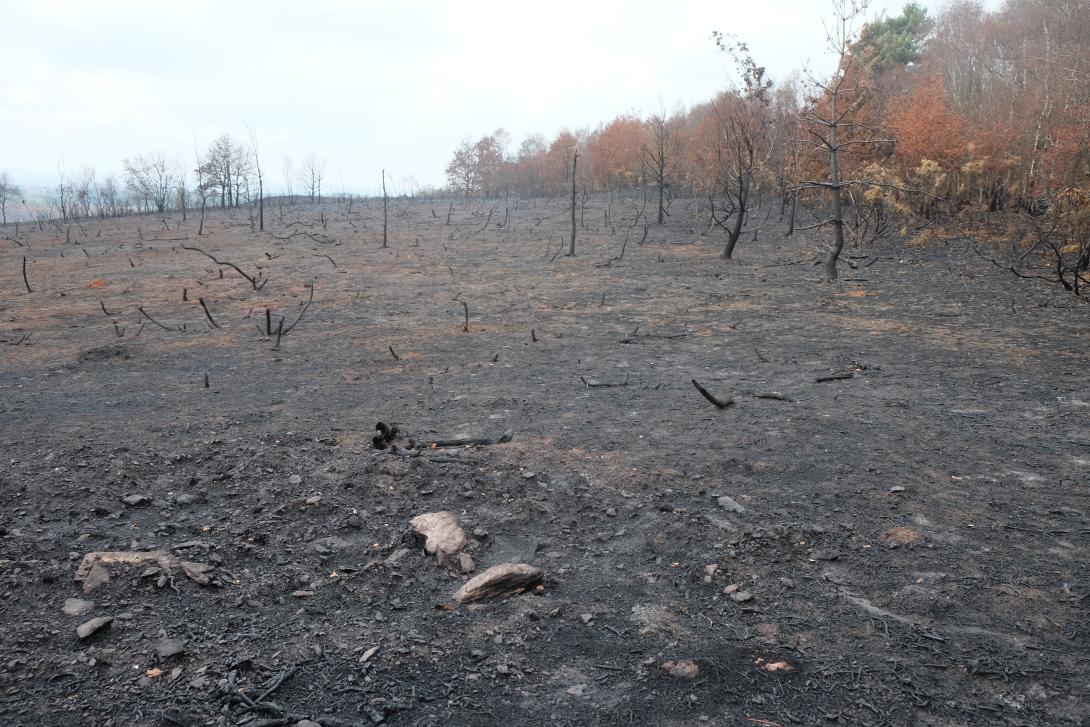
top-left (382, 169), bottom-right (389, 248)
top-left (0, 172), bottom-right (21, 226)
top-left (567, 151), bottom-right (579, 256)
top-left (795, 0), bottom-right (896, 281)
top-left (248, 128), bottom-right (264, 232)
top-left (642, 113), bottom-right (679, 225)
top-left (710, 36), bottom-right (776, 259)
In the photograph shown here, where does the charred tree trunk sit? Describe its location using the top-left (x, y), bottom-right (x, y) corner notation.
top-left (567, 151), bottom-right (578, 256)
top-left (382, 169), bottom-right (389, 248)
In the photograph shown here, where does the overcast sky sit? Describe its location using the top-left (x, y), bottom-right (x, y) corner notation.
top-left (3, 0), bottom-right (1000, 194)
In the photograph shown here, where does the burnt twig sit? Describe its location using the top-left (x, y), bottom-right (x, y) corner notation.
top-left (421, 430), bottom-right (514, 448)
top-left (692, 379), bottom-right (734, 408)
top-left (815, 373), bottom-right (854, 383)
top-left (282, 283), bottom-right (315, 335)
top-left (198, 297), bottom-right (219, 328)
top-left (137, 306), bottom-right (176, 331)
top-left (180, 245), bottom-right (262, 289)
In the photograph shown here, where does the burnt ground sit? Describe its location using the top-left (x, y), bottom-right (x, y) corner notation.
top-left (0, 196), bottom-right (1088, 727)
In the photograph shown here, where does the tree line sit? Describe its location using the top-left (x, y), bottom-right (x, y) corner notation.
top-left (444, 0), bottom-right (1090, 287)
top-left (0, 136), bottom-right (335, 227)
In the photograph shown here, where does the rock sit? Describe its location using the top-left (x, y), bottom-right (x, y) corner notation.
top-left (174, 493), bottom-right (196, 506)
top-left (662, 659), bottom-right (700, 678)
top-left (155, 638), bottom-right (186, 659)
top-left (288, 474), bottom-right (303, 485)
top-left (410, 511), bottom-right (466, 559)
top-left (889, 486), bottom-right (906, 493)
top-left (730, 590), bottom-right (754, 603)
top-left (62, 598), bottom-right (94, 616)
top-left (291, 590), bottom-right (315, 598)
top-left (295, 721), bottom-right (322, 727)
top-left (77, 616), bottom-right (113, 640)
top-left (580, 613), bottom-right (594, 624)
top-left (122, 494), bottom-right (150, 506)
top-left (82, 563), bottom-right (110, 593)
top-left (346, 513), bottom-right (363, 529)
top-left (566, 683), bottom-right (588, 696)
top-left (723, 583), bottom-right (740, 594)
top-left (179, 561), bottom-right (212, 585)
top-left (385, 548), bottom-right (410, 566)
top-left (605, 507), bottom-right (617, 517)
top-left (457, 552), bottom-right (475, 573)
top-left (717, 495), bottom-right (746, 513)
top-left (309, 536), bottom-right (353, 555)
top-left (76, 550), bottom-right (212, 590)
top-left (454, 563), bottom-right (543, 603)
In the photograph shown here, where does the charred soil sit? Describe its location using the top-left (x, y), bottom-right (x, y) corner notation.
top-left (1, 198), bottom-right (1088, 726)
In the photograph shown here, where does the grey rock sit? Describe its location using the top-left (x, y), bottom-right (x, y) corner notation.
top-left (717, 495), bottom-right (746, 514)
top-left (410, 511), bottom-right (466, 559)
top-left (76, 616), bottom-right (113, 640)
top-left (310, 536), bottom-right (353, 555)
top-left (62, 598), bottom-right (94, 616)
top-left (155, 638), bottom-right (186, 659)
top-left (454, 563), bottom-right (543, 603)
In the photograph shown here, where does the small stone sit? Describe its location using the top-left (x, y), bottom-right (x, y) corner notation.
top-left (580, 613), bottom-right (594, 624)
top-left (457, 552), bottom-right (475, 573)
top-left (566, 683), bottom-right (588, 696)
top-left (717, 495), bottom-right (746, 514)
top-left (310, 536), bottom-right (353, 555)
top-left (346, 513), bottom-right (363, 529)
top-left (454, 563), bottom-right (543, 603)
top-left (288, 474), bottom-right (303, 485)
top-left (723, 583), bottom-right (740, 594)
top-left (704, 564), bottom-right (719, 577)
top-left (496, 663), bottom-right (510, 675)
top-left (605, 507), bottom-right (617, 517)
top-left (730, 590), bottom-right (754, 603)
top-left (304, 495), bottom-right (322, 506)
top-left (813, 549), bottom-right (841, 561)
top-left (174, 493), bottom-right (196, 506)
top-left (385, 548), bottom-right (409, 566)
top-left (291, 590), bottom-right (315, 598)
top-left (76, 616), bottom-right (113, 640)
top-left (662, 659), bottom-right (700, 679)
top-left (122, 494), bottom-right (150, 507)
top-left (82, 563), bottom-right (110, 593)
top-left (155, 638), bottom-right (187, 659)
top-left (62, 598), bottom-right (94, 616)
top-left (294, 721), bottom-right (322, 727)
top-left (889, 486), bottom-right (906, 493)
